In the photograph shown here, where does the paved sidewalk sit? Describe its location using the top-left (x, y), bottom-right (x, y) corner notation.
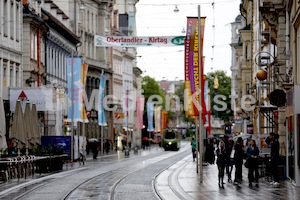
top-left (178, 155), bottom-right (300, 200)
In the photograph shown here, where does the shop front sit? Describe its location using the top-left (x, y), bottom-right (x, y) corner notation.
top-left (286, 85), bottom-right (300, 186)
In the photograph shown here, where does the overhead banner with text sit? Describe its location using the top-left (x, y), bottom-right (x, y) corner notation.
top-left (184, 17), bottom-right (206, 117)
top-left (94, 35), bottom-right (185, 47)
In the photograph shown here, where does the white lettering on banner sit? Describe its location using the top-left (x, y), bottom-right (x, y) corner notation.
top-left (94, 35), bottom-right (185, 47)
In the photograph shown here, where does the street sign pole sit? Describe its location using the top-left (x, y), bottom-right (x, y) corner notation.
top-left (198, 5), bottom-right (203, 184)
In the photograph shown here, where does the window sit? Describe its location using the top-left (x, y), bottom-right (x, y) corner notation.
top-left (10, 66), bottom-right (13, 86)
top-left (3, 64), bottom-right (7, 87)
top-left (87, 11), bottom-right (89, 31)
top-left (10, 1), bottom-right (14, 39)
top-left (16, 4), bottom-right (19, 41)
top-left (31, 31), bottom-right (38, 60)
top-left (16, 67), bottom-right (19, 87)
top-left (3, 0), bottom-right (8, 36)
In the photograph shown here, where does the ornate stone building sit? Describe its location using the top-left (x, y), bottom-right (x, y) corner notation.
top-left (238, 0), bottom-right (300, 186)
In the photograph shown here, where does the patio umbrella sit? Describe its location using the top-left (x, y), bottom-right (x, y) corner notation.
top-left (31, 104), bottom-right (40, 145)
top-left (23, 102), bottom-right (33, 147)
top-left (88, 138), bottom-right (98, 142)
top-left (0, 97), bottom-right (8, 151)
top-left (230, 133), bottom-right (252, 142)
top-left (11, 100), bottom-right (25, 147)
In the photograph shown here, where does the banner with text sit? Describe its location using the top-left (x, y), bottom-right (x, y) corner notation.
top-left (94, 35), bottom-right (185, 47)
top-left (184, 17), bottom-right (206, 117)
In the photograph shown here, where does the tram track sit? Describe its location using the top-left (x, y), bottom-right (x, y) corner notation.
top-left (154, 154), bottom-right (192, 200)
top-left (0, 142), bottom-right (191, 200)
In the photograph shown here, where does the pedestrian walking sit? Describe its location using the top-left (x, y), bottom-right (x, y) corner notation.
top-left (226, 140), bottom-right (234, 183)
top-left (216, 141), bottom-right (227, 188)
top-left (105, 139), bottom-right (110, 154)
top-left (205, 139), bottom-right (215, 165)
top-left (191, 137), bottom-right (196, 161)
top-left (267, 132), bottom-right (280, 187)
top-left (246, 139), bottom-right (259, 187)
top-left (233, 137), bottom-right (245, 185)
top-left (91, 141), bottom-right (99, 159)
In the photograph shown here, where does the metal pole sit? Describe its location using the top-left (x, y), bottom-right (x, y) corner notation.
top-left (83, 122), bottom-right (85, 158)
top-left (101, 126), bottom-right (103, 161)
top-left (71, 51), bottom-right (74, 162)
top-left (198, 5), bottom-right (203, 183)
top-left (196, 117), bottom-right (199, 173)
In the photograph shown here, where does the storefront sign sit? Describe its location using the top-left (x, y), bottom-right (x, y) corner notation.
top-left (10, 87), bottom-right (53, 112)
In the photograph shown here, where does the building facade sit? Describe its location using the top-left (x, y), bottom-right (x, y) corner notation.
top-left (0, 0), bottom-right (23, 135)
top-left (237, 0), bottom-right (300, 186)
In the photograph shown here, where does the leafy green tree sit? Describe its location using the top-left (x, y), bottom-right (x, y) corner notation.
top-left (206, 70), bottom-right (232, 122)
top-left (142, 76), bottom-right (165, 105)
top-left (142, 76), bottom-right (166, 135)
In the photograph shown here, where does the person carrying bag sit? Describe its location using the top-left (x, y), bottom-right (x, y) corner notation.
top-left (246, 139), bottom-right (259, 187)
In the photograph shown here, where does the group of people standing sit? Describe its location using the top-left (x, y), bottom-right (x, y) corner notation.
top-left (192, 132), bottom-right (280, 189)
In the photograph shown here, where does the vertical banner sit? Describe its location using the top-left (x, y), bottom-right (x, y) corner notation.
top-left (67, 57), bottom-right (82, 122)
top-left (147, 102), bottom-right (154, 132)
top-left (161, 110), bottom-right (168, 133)
top-left (81, 64), bottom-right (89, 123)
top-left (204, 79), bottom-right (211, 134)
top-left (184, 17), bottom-right (206, 117)
top-left (98, 74), bottom-right (107, 126)
top-left (136, 96), bottom-right (145, 129)
top-left (154, 106), bottom-right (161, 132)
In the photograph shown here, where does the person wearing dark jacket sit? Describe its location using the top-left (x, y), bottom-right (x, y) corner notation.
top-left (268, 132), bottom-right (280, 186)
top-left (216, 141), bottom-right (226, 188)
top-left (226, 140), bottom-right (234, 183)
top-left (233, 137), bottom-right (244, 185)
top-left (246, 140), bottom-right (259, 187)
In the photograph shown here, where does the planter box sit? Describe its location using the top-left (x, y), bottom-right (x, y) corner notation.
top-left (35, 155), bottom-right (65, 173)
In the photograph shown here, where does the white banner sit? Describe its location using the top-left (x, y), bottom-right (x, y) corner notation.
top-left (10, 87), bottom-right (54, 112)
top-left (94, 35), bottom-right (185, 47)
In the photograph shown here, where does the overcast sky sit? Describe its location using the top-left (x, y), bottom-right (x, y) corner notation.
top-left (135, 0), bottom-right (241, 81)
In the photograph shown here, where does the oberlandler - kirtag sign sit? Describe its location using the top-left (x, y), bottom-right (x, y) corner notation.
top-left (106, 36), bottom-right (167, 44)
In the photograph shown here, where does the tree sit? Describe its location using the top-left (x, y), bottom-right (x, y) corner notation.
top-left (142, 76), bottom-right (165, 136)
top-left (142, 76), bottom-right (165, 104)
top-left (206, 70), bottom-right (232, 122)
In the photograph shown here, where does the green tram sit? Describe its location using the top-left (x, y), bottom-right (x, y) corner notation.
top-left (162, 129), bottom-right (180, 151)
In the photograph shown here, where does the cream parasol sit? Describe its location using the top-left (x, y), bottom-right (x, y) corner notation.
top-left (11, 100), bottom-right (25, 149)
top-left (0, 97), bottom-right (8, 151)
top-left (31, 104), bottom-right (40, 145)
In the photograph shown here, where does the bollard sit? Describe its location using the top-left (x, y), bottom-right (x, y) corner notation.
top-left (134, 147), bottom-right (138, 155)
top-left (124, 148), bottom-right (130, 158)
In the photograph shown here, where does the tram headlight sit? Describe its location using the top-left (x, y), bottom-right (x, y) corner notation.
top-left (168, 142), bottom-right (172, 145)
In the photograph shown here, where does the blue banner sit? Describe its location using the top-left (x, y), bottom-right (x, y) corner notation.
top-left (98, 74), bottom-right (107, 126)
top-left (66, 57), bottom-right (82, 122)
top-left (147, 102), bottom-right (154, 131)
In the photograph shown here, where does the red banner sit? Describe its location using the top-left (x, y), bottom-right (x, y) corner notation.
top-left (184, 17), bottom-right (206, 119)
